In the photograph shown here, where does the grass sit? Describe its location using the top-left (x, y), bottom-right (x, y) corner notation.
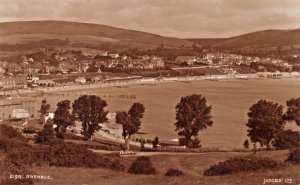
top-left (28, 150), bottom-right (300, 185)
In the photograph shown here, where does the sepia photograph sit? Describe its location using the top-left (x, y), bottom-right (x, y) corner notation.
top-left (0, 0), bottom-right (299, 184)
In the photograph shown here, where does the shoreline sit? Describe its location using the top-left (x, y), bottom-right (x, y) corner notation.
top-left (1, 73), bottom-right (299, 96)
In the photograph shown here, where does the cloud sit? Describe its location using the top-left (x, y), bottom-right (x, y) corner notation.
top-left (0, 0), bottom-right (299, 38)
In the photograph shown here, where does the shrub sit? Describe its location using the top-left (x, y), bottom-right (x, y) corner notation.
top-left (7, 140), bottom-right (125, 171)
top-left (128, 156), bottom-right (156, 174)
top-left (0, 178), bottom-right (33, 185)
top-left (286, 148), bottom-right (300, 164)
top-left (272, 130), bottom-right (300, 150)
top-left (152, 136), bottom-right (159, 148)
top-left (0, 134), bottom-right (31, 154)
top-left (35, 124), bottom-right (55, 144)
top-left (165, 168), bottom-right (184, 176)
top-left (0, 153), bottom-right (33, 185)
top-left (0, 124), bottom-right (26, 140)
top-left (203, 156), bottom-right (283, 176)
top-left (243, 139), bottom-right (250, 149)
top-left (179, 137), bottom-right (201, 148)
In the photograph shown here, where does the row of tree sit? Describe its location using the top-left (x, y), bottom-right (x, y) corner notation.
top-left (38, 95), bottom-right (146, 151)
top-left (38, 94), bottom-right (299, 151)
top-left (246, 98), bottom-right (300, 150)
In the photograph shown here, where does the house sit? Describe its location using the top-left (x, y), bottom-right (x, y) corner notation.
top-left (0, 77), bottom-right (27, 90)
top-left (82, 49), bottom-right (108, 58)
top-left (108, 52), bottom-right (120, 59)
top-left (26, 74), bottom-right (39, 83)
top-left (75, 77), bottom-right (86, 84)
top-left (0, 97), bottom-right (37, 120)
top-left (176, 56), bottom-right (197, 66)
top-left (143, 62), bottom-right (154, 70)
top-left (0, 66), bottom-right (5, 76)
top-left (151, 60), bottom-right (165, 68)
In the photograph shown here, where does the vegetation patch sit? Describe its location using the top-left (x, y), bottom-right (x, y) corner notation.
top-left (165, 168), bottom-right (184, 177)
top-left (286, 148), bottom-right (300, 164)
top-left (272, 130), bottom-right (300, 150)
top-left (128, 156), bottom-right (156, 175)
top-left (0, 178), bottom-right (33, 185)
top-left (7, 140), bottom-right (125, 171)
top-left (203, 156), bottom-right (283, 176)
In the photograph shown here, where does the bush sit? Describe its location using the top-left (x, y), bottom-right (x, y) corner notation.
top-left (0, 178), bottom-right (33, 185)
top-left (286, 148), bottom-right (300, 164)
top-left (165, 168), bottom-right (184, 176)
top-left (0, 124), bottom-right (26, 140)
top-left (179, 137), bottom-right (201, 148)
top-left (6, 140), bottom-right (125, 171)
top-left (0, 153), bottom-right (33, 185)
top-left (35, 124), bottom-right (55, 144)
top-left (272, 130), bottom-right (299, 150)
top-left (128, 156), bottom-right (156, 174)
top-left (203, 156), bottom-right (283, 176)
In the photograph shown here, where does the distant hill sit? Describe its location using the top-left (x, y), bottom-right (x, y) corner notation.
top-left (188, 29), bottom-right (300, 51)
top-left (0, 20), bottom-right (193, 51)
top-left (0, 21), bottom-right (299, 53)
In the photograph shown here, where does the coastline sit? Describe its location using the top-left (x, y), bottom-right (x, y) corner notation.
top-left (1, 73), bottom-right (299, 96)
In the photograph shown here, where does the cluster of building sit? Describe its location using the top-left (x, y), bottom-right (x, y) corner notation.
top-left (175, 53), bottom-right (292, 70)
top-left (0, 97), bottom-right (37, 121)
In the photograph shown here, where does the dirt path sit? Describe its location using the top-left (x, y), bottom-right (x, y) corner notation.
top-left (90, 149), bottom-right (244, 157)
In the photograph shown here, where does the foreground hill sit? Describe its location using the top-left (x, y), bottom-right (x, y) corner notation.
top-left (188, 29), bottom-right (300, 51)
top-left (0, 20), bottom-right (193, 51)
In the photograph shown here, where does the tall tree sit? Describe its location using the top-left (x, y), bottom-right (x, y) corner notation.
top-left (116, 103), bottom-right (145, 150)
top-left (152, 136), bottom-right (159, 149)
top-left (174, 94), bottom-right (213, 148)
top-left (53, 100), bottom-right (74, 139)
top-left (284, 97), bottom-right (300, 126)
top-left (35, 119), bottom-right (55, 143)
top-left (40, 99), bottom-right (50, 121)
top-left (243, 139), bottom-right (250, 149)
top-left (72, 95), bottom-right (108, 139)
top-left (247, 100), bottom-right (284, 149)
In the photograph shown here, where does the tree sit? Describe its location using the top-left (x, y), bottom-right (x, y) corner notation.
top-left (35, 119), bottom-right (55, 143)
top-left (272, 130), bottom-right (300, 150)
top-left (243, 139), bottom-right (250, 149)
top-left (40, 99), bottom-right (50, 121)
top-left (152, 136), bottom-right (159, 148)
top-left (174, 94), bottom-right (213, 148)
top-left (53, 100), bottom-right (74, 139)
top-left (140, 139), bottom-right (146, 149)
top-left (72, 95), bottom-right (108, 139)
top-left (116, 103), bottom-right (145, 150)
top-left (247, 100), bottom-right (284, 149)
top-left (284, 97), bottom-right (300, 126)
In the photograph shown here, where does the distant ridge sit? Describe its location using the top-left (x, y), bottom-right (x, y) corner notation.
top-left (187, 29), bottom-right (300, 50)
top-left (0, 20), bottom-right (299, 52)
top-left (0, 20), bottom-right (193, 51)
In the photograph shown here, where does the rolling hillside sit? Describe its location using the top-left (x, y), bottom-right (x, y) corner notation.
top-left (0, 20), bottom-right (299, 53)
top-left (0, 20), bottom-right (193, 51)
top-left (188, 29), bottom-right (300, 51)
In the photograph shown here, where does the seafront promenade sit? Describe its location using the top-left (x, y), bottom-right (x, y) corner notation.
top-left (0, 72), bottom-right (299, 96)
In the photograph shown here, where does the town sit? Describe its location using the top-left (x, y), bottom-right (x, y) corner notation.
top-left (1, 47), bottom-right (299, 93)
top-left (0, 0), bottom-right (300, 184)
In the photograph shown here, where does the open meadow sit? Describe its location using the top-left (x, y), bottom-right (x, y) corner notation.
top-left (35, 78), bottom-right (300, 149)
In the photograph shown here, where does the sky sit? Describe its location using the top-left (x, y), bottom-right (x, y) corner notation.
top-left (0, 0), bottom-right (299, 38)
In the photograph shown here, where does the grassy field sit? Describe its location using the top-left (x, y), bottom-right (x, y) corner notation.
top-left (33, 78), bottom-right (300, 149)
top-left (30, 150), bottom-right (299, 185)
